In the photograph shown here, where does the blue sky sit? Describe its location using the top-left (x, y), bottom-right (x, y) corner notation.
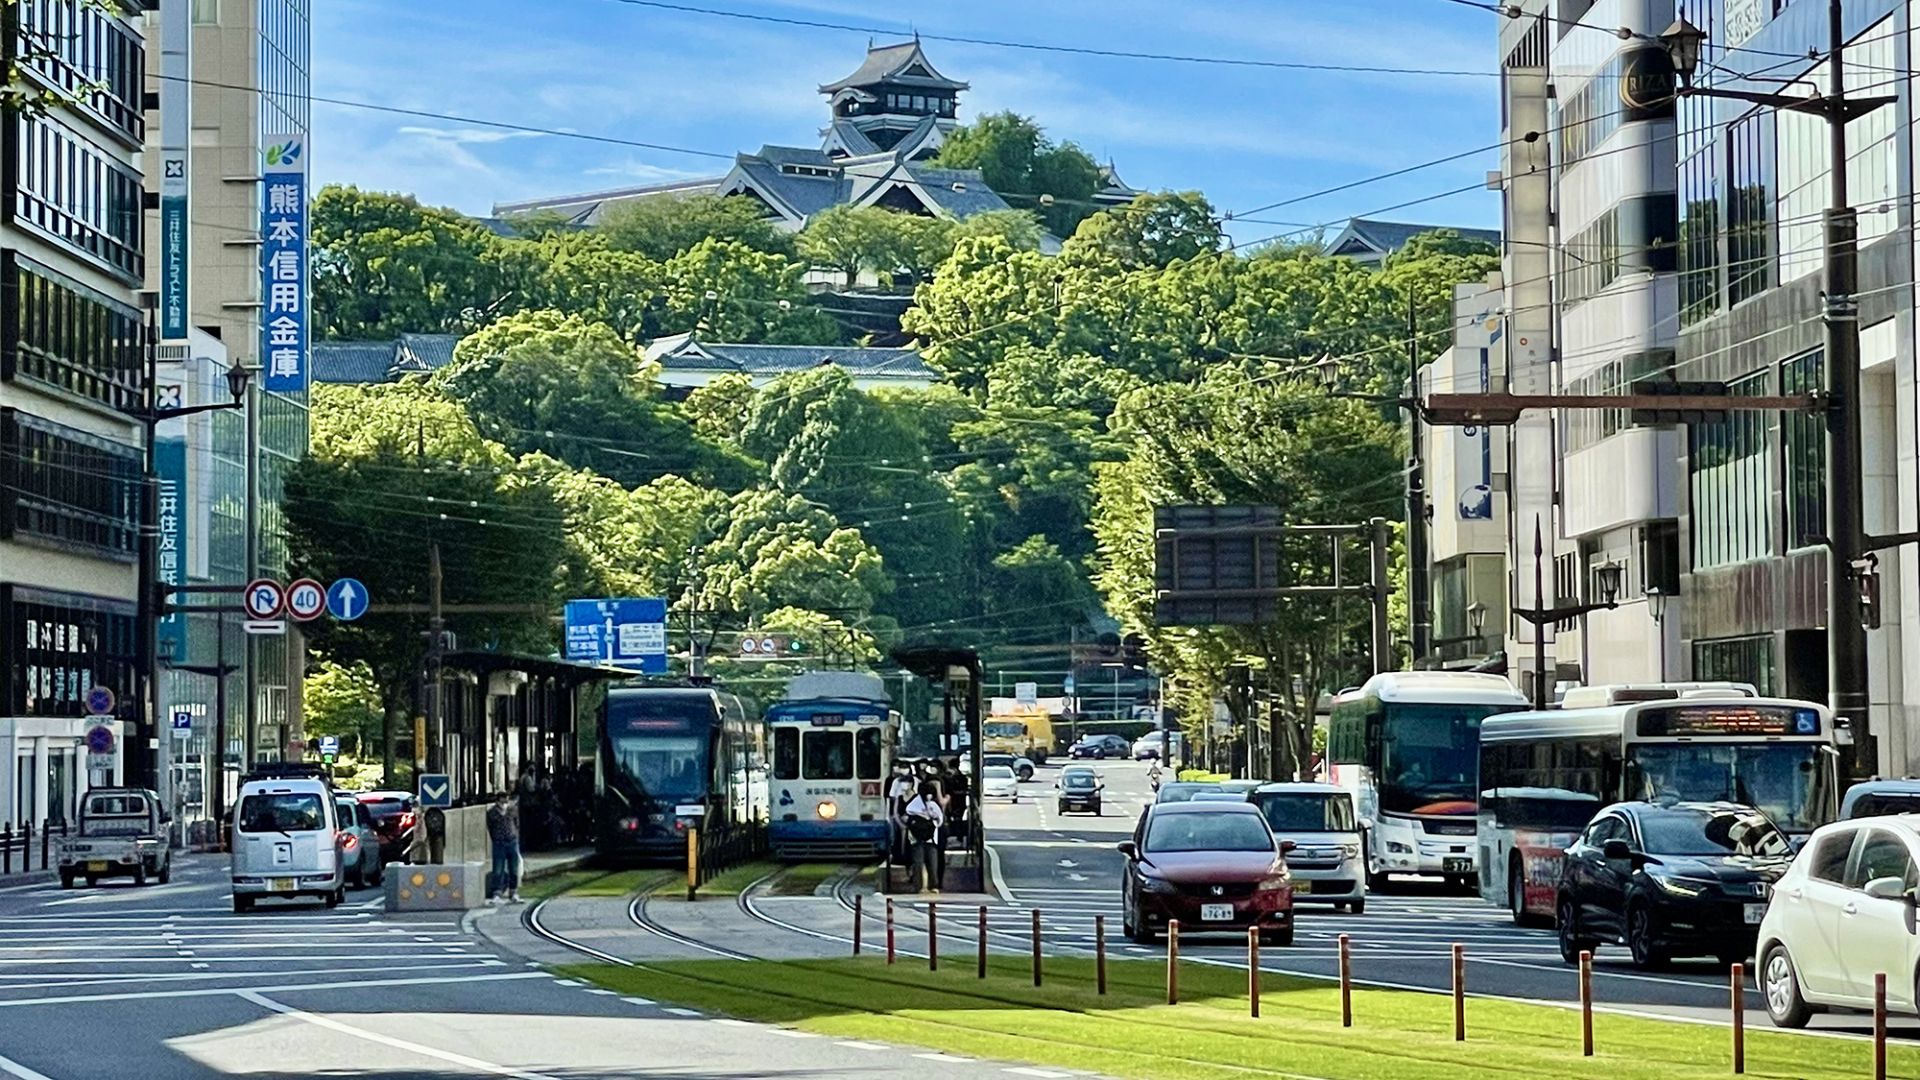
top-left (312, 0), bottom-right (1503, 246)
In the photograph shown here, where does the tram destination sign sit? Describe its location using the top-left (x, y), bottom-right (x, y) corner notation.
top-left (1637, 704), bottom-right (1822, 738)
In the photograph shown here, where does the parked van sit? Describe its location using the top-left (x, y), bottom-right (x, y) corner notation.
top-left (230, 775), bottom-right (344, 912)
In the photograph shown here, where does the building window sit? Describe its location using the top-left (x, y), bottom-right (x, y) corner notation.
top-left (1692, 634), bottom-right (1777, 695)
top-left (1562, 349), bottom-right (1672, 453)
top-left (1687, 372), bottom-right (1771, 569)
top-left (1781, 350), bottom-right (1826, 550)
top-left (1725, 108), bottom-right (1775, 305)
top-left (1559, 196), bottom-right (1677, 309)
top-left (10, 0), bottom-right (146, 146)
top-left (1641, 520), bottom-right (1680, 595)
top-left (192, 0), bottom-right (220, 23)
top-left (1, 585), bottom-right (136, 720)
top-left (2, 253), bottom-right (143, 412)
top-left (0, 409), bottom-right (140, 558)
top-left (7, 116), bottom-right (145, 282)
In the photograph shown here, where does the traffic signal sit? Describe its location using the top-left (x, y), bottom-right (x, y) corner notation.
top-left (1122, 633), bottom-right (1149, 673)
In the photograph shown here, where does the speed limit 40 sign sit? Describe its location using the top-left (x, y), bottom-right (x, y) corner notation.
top-left (286, 578), bottom-right (326, 621)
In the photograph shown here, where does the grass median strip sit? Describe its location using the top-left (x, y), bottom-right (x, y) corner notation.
top-left (560, 955), bottom-right (1918, 1080)
top-left (519, 867), bottom-right (672, 902)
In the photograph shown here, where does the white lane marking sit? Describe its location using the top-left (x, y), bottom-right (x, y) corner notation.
top-left (620, 996), bottom-right (654, 1005)
top-left (664, 1007), bottom-right (702, 1016)
top-left (916, 1052), bottom-right (973, 1062)
top-left (713, 1018), bottom-right (756, 1027)
top-left (0, 970), bottom-right (549, 1008)
top-left (237, 990), bottom-right (557, 1080)
top-left (1005, 1069), bottom-right (1072, 1078)
top-left (583, 988), bottom-right (617, 995)
top-left (768, 1029), bottom-right (818, 1038)
top-left (0, 1050), bottom-right (54, 1080)
top-left (836, 1041), bottom-right (886, 1050)
top-left (551, 979), bottom-right (582, 986)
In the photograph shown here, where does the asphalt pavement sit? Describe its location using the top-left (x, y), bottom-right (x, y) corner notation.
top-left (0, 851), bottom-right (1077, 1079)
top-left (975, 757), bottom-right (1920, 1042)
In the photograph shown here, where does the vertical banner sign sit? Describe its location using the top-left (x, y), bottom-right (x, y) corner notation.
top-left (159, 0), bottom-right (190, 339)
top-left (154, 436), bottom-right (189, 663)
top-left (260, 136), bottom-right (307, 393)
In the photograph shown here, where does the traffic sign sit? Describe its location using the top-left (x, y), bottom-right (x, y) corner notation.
top-left (286, 578), bottom-right (325, 621)
top-left (317, 735), bottom-right (339, 761)
top-left (1063, 675), bottom-right (1076, 696)
top-left (84, 724), bottom-right (114, 754)
top-left (326, 577), bottom-right (368, 621)
top-left (243, 620), bottom-right (286, 636)
top-left (171, 711), bottom-right (192, 738)
top-left (84, 685), bottom-right (115, 716)
top-left (563, 598), bottom-right (667, 673)
top-left (243, 578), bottom-right (286, 620)
top-left (419, 773), bottom-right (452, 808)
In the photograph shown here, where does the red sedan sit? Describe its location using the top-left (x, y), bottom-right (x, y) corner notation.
top-left (1119, 801), bottom-right (1294, 946)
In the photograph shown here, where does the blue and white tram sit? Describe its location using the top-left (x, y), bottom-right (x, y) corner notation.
top-left (595, 685), bottom-right (763, 860)
top-left (766, 672), bottom-right (899, 860)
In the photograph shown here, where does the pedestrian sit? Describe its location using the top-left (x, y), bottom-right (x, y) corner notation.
top-left (903, 780), bottom-right (945, 893)
top-left (941, 758), bottom-right (971, 876)
top-left (885, 761), bottom-right (915, 863)
top-left (486, 790), bottom-right (522, 904)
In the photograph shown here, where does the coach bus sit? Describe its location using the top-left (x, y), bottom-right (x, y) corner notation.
top-left (767, 671), bottom-right (900, 860)
top-left (595, 685), bottom-right (764, 861)
top-left (1325, 671), bottom-right (1530, 891)
top-left (1478, 694), bottom-right (1837, 924)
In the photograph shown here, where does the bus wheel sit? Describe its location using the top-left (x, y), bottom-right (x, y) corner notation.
top-left (1363, 840), bottom-right (1390, 893)
top-left (1508, 861), bottom-right (1543, 927)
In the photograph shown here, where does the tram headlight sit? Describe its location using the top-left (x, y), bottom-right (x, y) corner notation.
top-left (816, 800), bottom-right (839, 821)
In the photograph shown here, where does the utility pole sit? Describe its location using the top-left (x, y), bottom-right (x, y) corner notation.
top-left (424, 541), bottom-right (445, 775)
top-left (1405, 298), bottom-right (1433, 664)
top-left (1369, 517), bottom-right (1392, 673)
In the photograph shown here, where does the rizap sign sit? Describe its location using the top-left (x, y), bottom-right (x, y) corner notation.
top-left (1618, 47), bottom-right (1677, 121)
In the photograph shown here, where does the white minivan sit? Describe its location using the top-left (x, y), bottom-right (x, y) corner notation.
top-left (230, 776), bottom-right (345, 912)
top-left (1246, 782), bottom-right (1368, 914)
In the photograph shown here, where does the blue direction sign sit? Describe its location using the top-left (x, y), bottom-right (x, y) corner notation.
top-left (563, 598), bottom-right (667, 673)
top-left (418, 773), bottom-right (452, 808)
top-left (326, 577), bottom-right (368, 622)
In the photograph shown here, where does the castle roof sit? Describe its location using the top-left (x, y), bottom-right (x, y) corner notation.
top-left (820, 39), bottom-right (968, 94)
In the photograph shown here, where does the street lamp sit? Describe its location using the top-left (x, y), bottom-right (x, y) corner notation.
top-left (1657, 4), bottom-right (1893, 778)
top-left (1466, 601), bottom-right (1488, 649)
top-left (1645, 586), bottom-right (1670, 682)
top-left (1510, 519), bottom-right (1622, 709)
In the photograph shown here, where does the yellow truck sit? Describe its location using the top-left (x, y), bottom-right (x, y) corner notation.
top-left (983, 708), bottom-right (1053, 764)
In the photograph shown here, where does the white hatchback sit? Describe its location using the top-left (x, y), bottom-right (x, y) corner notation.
top-left (1755, 815), bottom-right (1920, 1026)
top-left (980, 765), bottom-right (1020, 802)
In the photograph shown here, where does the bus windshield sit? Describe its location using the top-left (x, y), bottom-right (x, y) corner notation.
top-left (1380, 704), bottom-right (1512, 815)
top-left (1627, 742), bottom-right (1829, 832)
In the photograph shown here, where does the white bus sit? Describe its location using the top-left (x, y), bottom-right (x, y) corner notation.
top-left (1478, 694), bottom-right (1838, 924)
top-left (1326, 672), bottom-right (1530, 890)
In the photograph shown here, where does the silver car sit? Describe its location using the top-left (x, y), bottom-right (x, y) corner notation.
top-left (1247, 782), bottom-right (1367, 914)
top-left (334, 796), bottom-right (384, 888)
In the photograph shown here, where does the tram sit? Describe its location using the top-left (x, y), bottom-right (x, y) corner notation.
top-left (594, 685), bottom-right (765, 860)
top-left (766, 671), bottom-right (900, 860)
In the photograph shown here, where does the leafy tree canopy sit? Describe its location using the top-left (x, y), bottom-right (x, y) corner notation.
top-left (596, 193), bottom-right (796, 261)
top-left (933, 111), bottom-right (1103, 236)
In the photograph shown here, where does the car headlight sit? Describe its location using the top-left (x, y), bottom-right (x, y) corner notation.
top-left (1259, 874), bottom-right (1291, 891)
top-left (1138, 874), bottom-right (1178, 894)
top-left (1650, 874), bottom-right (1708, 897)
top-left (1385, 840), bottom-right (1413, 854)
top-left (1340, 843), bottom-right (1361, 860)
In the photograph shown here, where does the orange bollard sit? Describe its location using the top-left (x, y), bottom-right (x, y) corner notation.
top-left (1452, 943), bottom-right (1465, 1041)
top-left (1339, 932), bottom-right (1352, 1027)
top-left (1875, 972), bottom-right (1887, 1080)
top-left (1031, 909), bottom-right (1042, 987)
top-left (1248, 928), bottom-right (1261, 1018)
top-left (1731, 962), bottom-right (1745, 1074)
top-left (885, 898), bottom-right (896, 965)
top-left (1095, 915), bottom-right (1108, 996)
top-left (976, 905), bottom-right (987, 979)
top-left (928, 902), bottom-right (939, 971)
top-left (1167, 919), bottom-right (1181, 1005)
top-left (1580, 950), bottom-right (1593, 1056)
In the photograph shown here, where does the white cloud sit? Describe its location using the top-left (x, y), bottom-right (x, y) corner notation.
top-left (394, 126), bottom-right (550, 146)
top-left (583, 160), bottom-right (711, 181)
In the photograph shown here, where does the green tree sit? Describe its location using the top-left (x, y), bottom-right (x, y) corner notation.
top-left (1063, 191), bottom-right (1223, 271)
top-left (303, 659), bottom-right (384, 760)
top-left (1378, 228), bottom-right (1501, 363)
top-left (934, 112), bottom-right (1102, 235)
top-left (596, 193), bottom-right (795, 261)
top-left (681, 373), bottom-right (758, 445)
top-left (310, 186), bottom-right (508, 339)
top-left (950, 209), bottom-right (1046, 253)
top-left (661, 238), bottom-right (839, 344)
top-left (692, 488), bottom-right (890, 624)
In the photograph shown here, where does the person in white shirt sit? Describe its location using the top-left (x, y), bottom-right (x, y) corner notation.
top-left (903, 780), bottom-right (946, 893)
top-left (885, 763), bottom-right (916, 862)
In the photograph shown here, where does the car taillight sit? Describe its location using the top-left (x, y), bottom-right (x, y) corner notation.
top-left (398, 811), bottom-right (415, 830)
top-left (619, 817), bottom-right (640, 832)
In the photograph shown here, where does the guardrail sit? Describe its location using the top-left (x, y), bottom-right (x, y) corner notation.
top-left (684, 822), bottom-right (768, 900)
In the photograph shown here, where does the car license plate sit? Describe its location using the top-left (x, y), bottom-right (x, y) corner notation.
top-left (1201, 903), bottom-right (1234, 922)
top-left (86, 861), bottom-right (108, 872)
top-left (1293, 881), bottom-right (1312, 894)
top-left (269, 877), bottom-right (296, 893)
top-left (1443, 858), bottom-right (1473, 873)
top-left (1744, 903), bottom-right (1766, 925)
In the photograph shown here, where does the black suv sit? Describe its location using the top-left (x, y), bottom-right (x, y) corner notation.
top-left (1555, 801), bottom-right (1792, 969)
top-left (1068, 734), bottom-right (1129, 759)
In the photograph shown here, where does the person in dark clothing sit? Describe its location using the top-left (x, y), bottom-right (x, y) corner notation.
top-left (942, 758), bottom-right (971, 869)
top-left (902, 780), bottom-right (945, 893)
top-left (485, 791), bottom-right (521, 904)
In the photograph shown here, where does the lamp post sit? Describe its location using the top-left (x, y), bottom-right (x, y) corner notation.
top-left (1659, 3), bottom-right (1891, 777)
top-left (1466, 601), bottom-right (1488, 656)
top-left (1510, 519), bottom-right (1622, 709)
top-left (128, 316), bottom-right (252, 791)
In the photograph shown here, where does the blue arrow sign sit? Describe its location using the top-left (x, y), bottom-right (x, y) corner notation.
top-left (563, 598), bottom-right (666, 673)
top-left (418, 773), bottom-right (451, 808)
top-left (326, 578), bottom-right (368, 622)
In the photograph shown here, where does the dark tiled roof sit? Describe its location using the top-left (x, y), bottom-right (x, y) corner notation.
top-left (911, 166), bottom-right (1011, 217)
top-left (312, 341), bottom-right (401, 384)
top-left (398, 333), bottom-right (460, 372)
top-left (646, 333), bottom-right (932, 380)
top-left (820, 41), bottom-right (967, 93)
top-left (1329, 218), bottom-right (1501, 257)
top-left (824, 120), bottom-right (881, 157)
